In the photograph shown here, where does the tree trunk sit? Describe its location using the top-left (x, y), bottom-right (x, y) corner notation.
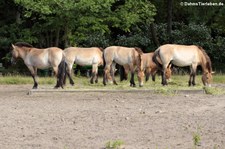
top-left (16, 10), bottom-right (21, 24)
top-left (150, 23), bottom-right (160, 47)
top-left (55, 28), bottom-right (60, 47)
top-left (64, 25), bottom-right (69, 48)
top-left (46, 32), bottom-right (50, 47)
top-left (167, 0), bottom-right (173, 43)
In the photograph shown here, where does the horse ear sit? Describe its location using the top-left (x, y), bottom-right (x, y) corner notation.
top-left (12, 44), bottom-right (15, 49)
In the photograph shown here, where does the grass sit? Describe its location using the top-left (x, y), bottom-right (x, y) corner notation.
top-left (1, 74), bottom-right (225, 94)
top-left (192, 125), bottom-right (202, 148)
top-left (193, 132), bottom-right (201, 147)
top-left (105, 140), bottom-right (124, 149)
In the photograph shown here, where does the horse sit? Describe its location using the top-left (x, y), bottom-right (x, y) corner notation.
top-left (153, 44), bottom-right (213, 86)
top-left (103, 46), bottom-right (143, 87)
top-left (11, 42), bottom-right (65, 89)
top-left (121, 52), bottom-right (172, 86)
top-left (63, 47), bottom-right (103, 85)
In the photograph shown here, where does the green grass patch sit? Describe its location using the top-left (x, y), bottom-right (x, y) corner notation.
top-left (203, 86), bottom-right (225, 95)
top-left (1, 74), bottom-right (225, 95)
top-left (0, 75), bottom-right (55, 85)
top-left (105, 140), bottom-right (124, 149)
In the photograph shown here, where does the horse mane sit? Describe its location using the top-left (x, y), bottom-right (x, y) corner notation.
top-left (134, 47), bottom-right (143, 55)
top-left (15, 42), bottom-right (33, 48)
top-left (98, 47), bottom-right (104, 51)
top-left (197, 46), bottom-right (212, 73)
top-left (133, 47), bottom-right (143, 71)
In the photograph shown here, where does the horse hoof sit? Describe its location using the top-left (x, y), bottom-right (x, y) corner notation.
top-left (130, 84), bottom-right (136, 87)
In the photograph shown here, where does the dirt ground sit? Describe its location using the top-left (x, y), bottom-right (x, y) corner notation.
top-left (0, 85), bottom-right (225, 149)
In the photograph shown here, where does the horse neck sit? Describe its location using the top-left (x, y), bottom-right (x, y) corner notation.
top-left (17, 47), bottom-right (30, 60)
top-left (200, 54), bottom-right (211, 73)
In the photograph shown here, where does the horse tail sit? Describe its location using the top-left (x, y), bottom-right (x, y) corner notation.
top-left (57, 59), bottom-right (67, 88)
top-left (153, 48), bottom-right (163, 72)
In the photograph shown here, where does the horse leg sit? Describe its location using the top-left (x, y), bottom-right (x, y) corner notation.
top-left (90, 64), bottom-right (98, 84)
top-left (145, 68), bottom-right (151, 82)
top-left (161, 65), bottom-right (168, 86)
top-left (189, 65), bottom-right (197, 86)
top-left (52, 66), bottom-right (63, 88)
top-left (95, 66), bottom-right (99, 83)
top-left (103, 63), bottom-right (111, 86)
top-left (152, 72), bottom-right (156, 82)
top-left (28, 66), bottom-right (38, 89)
top-left (111, 62), bottom-right (117, 85)
top-left (124, 65), bottom-right (129, 80)
top-left (67, 63), bottom-right (75, 86)
top-left (192, 74), bottom-right (196, 86)
top-left (95, 73), bottom-right (98, 83)
top-left (129, 65), bottom-right (136, 87)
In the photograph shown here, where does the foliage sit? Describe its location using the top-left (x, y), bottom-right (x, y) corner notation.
top-left (0, 0), bottom-right (225, 73)
top-left (155, 22), bottom-right (225, 71)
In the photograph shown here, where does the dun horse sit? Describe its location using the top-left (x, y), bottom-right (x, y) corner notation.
top-left (153, 44), bottom-right (213, 86)
top-left (103, 46), bottom-right (143, 87)
top-left (63, 47), bottom-right (103, 85)
top-left (136, 52), bottom-right (172, 87)
top-left (121, 52), bottom-right (172, 85)
top-left (11, 42), bottom-right (65, 89)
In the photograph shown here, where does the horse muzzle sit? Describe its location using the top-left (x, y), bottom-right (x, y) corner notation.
top-left (139, 82), bottom-right (144, 87)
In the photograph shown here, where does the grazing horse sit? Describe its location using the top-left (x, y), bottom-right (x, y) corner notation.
top-left (103, 46), bottom-right (143, 87)
top-left (136, 52), bottom-right (172, 87)
top-left (11, 42), bottom-right (65, 89)
top-left (63, 47), bottom-right (103, 85)
top-left (153, 44), bottom-right (213, 86)
top-left (120, 52), bottom-right (171, 84)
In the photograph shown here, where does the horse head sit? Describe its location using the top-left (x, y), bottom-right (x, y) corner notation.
top-left (11, 44), bottom-right (19, 64)
top-left (11, 42), bottom-right (33, 64)
top-left (165, 64), bottom-right (172, 80)
top-left (137, 53), bottom-right (145, 87)
top-left (202, 71), bottom-right (214, 87)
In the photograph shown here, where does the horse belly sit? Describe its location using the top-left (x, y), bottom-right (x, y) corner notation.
top-left (172, 56), bottom-right (195, 67)
top-left (114, 57), bottom-right (131, 65)
top-left (75, 57), bottom-right (94, 66)
top-left (25, 56), bottom-right (50, 69)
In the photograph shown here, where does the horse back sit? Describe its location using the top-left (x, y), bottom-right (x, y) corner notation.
top-left (141, 52), bottom-right (157, 68)
top-left (104, 46), bottom-right (137, 65)
top-left (64, 47), bottom-right (103, 65)
top-left (158, 44), bottom-right (200, 66)
top-left (25, 47), bottom-right (63, 68)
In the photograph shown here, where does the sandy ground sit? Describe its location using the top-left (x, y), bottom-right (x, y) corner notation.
top-left (0, 85), bottom-right (225, 149)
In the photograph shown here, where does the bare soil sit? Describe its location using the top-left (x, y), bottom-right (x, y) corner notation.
top-left (0, 85), bottom-right (225, 149)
